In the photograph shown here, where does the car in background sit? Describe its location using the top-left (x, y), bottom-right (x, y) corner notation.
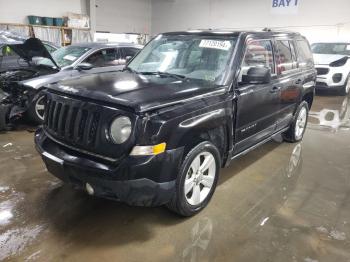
top-left (311, 42), bottom-right (350, 95)
top-left (0, 30), bottom-right (59, 71)
top-left (0, 39), bottom-right (142, 129)
top-left (1, 41), bottom-right (58, 71)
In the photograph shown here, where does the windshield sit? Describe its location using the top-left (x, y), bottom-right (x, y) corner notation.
top-left (38, 46), bottom-right (91, 68)
top-left (128, 34), bottom-right (237, 84)
top-left (311, 43), bottom-right (350, 56)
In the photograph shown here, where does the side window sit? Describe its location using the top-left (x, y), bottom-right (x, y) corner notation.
top-left (120, 47), bottom-right (139, 59)
top-left (295, 40), bottom-right (314, 68)
top-left (1, 45), bottom-right (17, 57)
top-left (276, 40), bottom-right (297, 74)
top-left (239, 39), bottom-right (275, 83)
top-left (84, 48), bottom-right (117, 67)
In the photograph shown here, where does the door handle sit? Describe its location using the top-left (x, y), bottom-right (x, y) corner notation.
top-left (270, 86), bottom-right (281, 93)
top-left (295, 79), bottom-right (303, 85)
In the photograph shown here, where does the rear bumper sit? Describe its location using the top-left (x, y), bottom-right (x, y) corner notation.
top-left (35, 128), bottom-right (184, 206)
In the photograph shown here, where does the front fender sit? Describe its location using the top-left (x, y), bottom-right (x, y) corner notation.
top-left (136, 95), bottom-right (234, 164)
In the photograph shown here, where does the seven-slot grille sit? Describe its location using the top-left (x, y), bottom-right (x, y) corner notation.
top-left (316, 67), bottom-right (329, 76)
top-left (44, 94), bottom-right (101, 148)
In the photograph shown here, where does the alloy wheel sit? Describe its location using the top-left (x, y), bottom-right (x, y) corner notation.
top-left (346, 79), bottom-right (350, 94)
top-left (295, 107), bottom-right (307, 140)
top-left (35, 96), bottom-right (46, 121)
top-left (184, 152), bottom-right (216, 206)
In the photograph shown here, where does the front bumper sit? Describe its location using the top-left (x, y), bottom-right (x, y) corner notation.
top-left (315, 65), bottom-right (348, 90)
top-left (35, 128), bottom-right (184, 206)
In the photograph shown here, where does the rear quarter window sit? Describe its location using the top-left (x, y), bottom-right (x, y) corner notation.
top-left (276, 40), bottom-right (297, 74)
top-left (295, 40), bottom-right (314, 68)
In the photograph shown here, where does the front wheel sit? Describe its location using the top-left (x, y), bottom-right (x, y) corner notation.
top-left (340, 74), bottom-right (350, 96)
top-left (283, 101), bottom-right (309, 143)
top-left (167, 142), bottom-right (220, 217)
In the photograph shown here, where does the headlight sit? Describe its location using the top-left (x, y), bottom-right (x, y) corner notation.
top-left (109, 116), bottom-right (132, 144)
top-left (330, 57), bottom-right (348, 67)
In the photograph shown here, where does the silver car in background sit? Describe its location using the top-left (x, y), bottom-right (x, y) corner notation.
top-left (0, 40), bottom-right (142, 126)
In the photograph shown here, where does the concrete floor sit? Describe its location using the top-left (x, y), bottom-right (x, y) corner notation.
top-left (1, 94), bottom-right (350, 262)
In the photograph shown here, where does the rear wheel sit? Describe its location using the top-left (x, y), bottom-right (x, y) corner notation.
top-left (167, 142), bottom-right (220, 217)
top-left (27, 95), bottom-right (45, 124)
top-left (283, 101), bottom-right (309, 143)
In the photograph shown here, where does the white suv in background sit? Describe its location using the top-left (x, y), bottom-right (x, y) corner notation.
top-left (312, 42), bottom-right (350, 95)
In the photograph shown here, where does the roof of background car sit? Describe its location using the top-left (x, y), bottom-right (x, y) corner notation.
top-left (69, 42), bottom-right (143, 49)
top-left (161, 29), bottom-right (302, 38)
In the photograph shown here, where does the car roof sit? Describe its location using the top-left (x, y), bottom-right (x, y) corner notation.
top-left (162, 29), bottom-right (302, 38)
top-left (69, 42), bottom-right (143, 49)
top-left (312, 42), bottom-right (350, 44)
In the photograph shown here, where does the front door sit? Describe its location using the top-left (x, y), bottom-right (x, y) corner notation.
top-left (234, 38), bottom-right (280, 153)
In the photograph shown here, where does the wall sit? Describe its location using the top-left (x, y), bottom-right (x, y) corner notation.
top-left (151, 0), bottom-right (350, 43)
top-left (1, 0), bottom-right (349, 42)
top-left (95, 0), bottom-right (152, 34)
top-left (0, 0), bottom-right (84, 24)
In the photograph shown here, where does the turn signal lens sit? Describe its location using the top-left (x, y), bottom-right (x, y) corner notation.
top-left (130, 143), bottom-right (166, 156)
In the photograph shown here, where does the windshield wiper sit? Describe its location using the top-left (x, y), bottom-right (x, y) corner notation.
top-left (139, 71), bottom-right (186, 80)
top-left (122, 66), bottom-right (138, 73)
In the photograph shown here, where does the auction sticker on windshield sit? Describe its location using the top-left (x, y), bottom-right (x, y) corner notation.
top-left (63, 55), bottom-right (77, 61)
top-left (199, 40), bottom-right (232, 50)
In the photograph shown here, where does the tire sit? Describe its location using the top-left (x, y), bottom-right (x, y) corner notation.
top-left (26, 94), bottom-right (46, 125)
top-left (340, 74), bottom-right (350, 96)
top-left (283, 101), bottom-right (309, 143)
top-left (166, 142), bottom-right (221, 217)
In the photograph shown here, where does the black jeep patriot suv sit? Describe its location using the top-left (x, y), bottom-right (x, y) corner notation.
top-left (35, 30), bottom-right (316, 216)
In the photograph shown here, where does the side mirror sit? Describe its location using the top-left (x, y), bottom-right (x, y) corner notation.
top-left (242, 67), bottom-right (271, 84)
top-left (125, 56), bottom-right (133, 63)
top-left (76, 62), bottom-right (93, 71)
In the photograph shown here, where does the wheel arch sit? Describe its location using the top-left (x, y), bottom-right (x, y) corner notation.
top-left (302, 91), bottom-right (314, 110)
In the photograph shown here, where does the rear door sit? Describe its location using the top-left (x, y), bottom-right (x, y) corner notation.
top-left (234, 38), bottom-right (280, 153)
top-left (274, 39), bottom-right (304, 130)
top-left (295, 38), bottom-right (316, 92)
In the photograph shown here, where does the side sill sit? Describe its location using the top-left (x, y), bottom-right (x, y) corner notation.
top-left (224, 127), bottom-right (289, 167)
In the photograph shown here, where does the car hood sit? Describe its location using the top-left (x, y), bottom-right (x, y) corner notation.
top-left (313, 53), bottom-right (348, 65)
top-left (47, 71), bottom-right (227, 113)
top-left (8, 38), bottom-right (59, 69)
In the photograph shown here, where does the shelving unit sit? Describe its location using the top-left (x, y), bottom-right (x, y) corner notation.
top-left (0, 22), bottom-right (91, 46)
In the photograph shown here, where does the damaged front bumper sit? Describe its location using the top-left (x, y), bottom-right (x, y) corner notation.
top-left (35, 128), bottom-right (184, 207)
top-left (0, 90), bottom-right (11, 130)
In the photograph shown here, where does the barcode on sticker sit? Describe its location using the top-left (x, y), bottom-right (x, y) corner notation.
top-left (199, 40), bottom-right (232, 50)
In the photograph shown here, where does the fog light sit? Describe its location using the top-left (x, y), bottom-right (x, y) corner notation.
top-left (332, 73), bottom-right (342, 83)
top-left (85, 183), bottom-right (94, 195)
